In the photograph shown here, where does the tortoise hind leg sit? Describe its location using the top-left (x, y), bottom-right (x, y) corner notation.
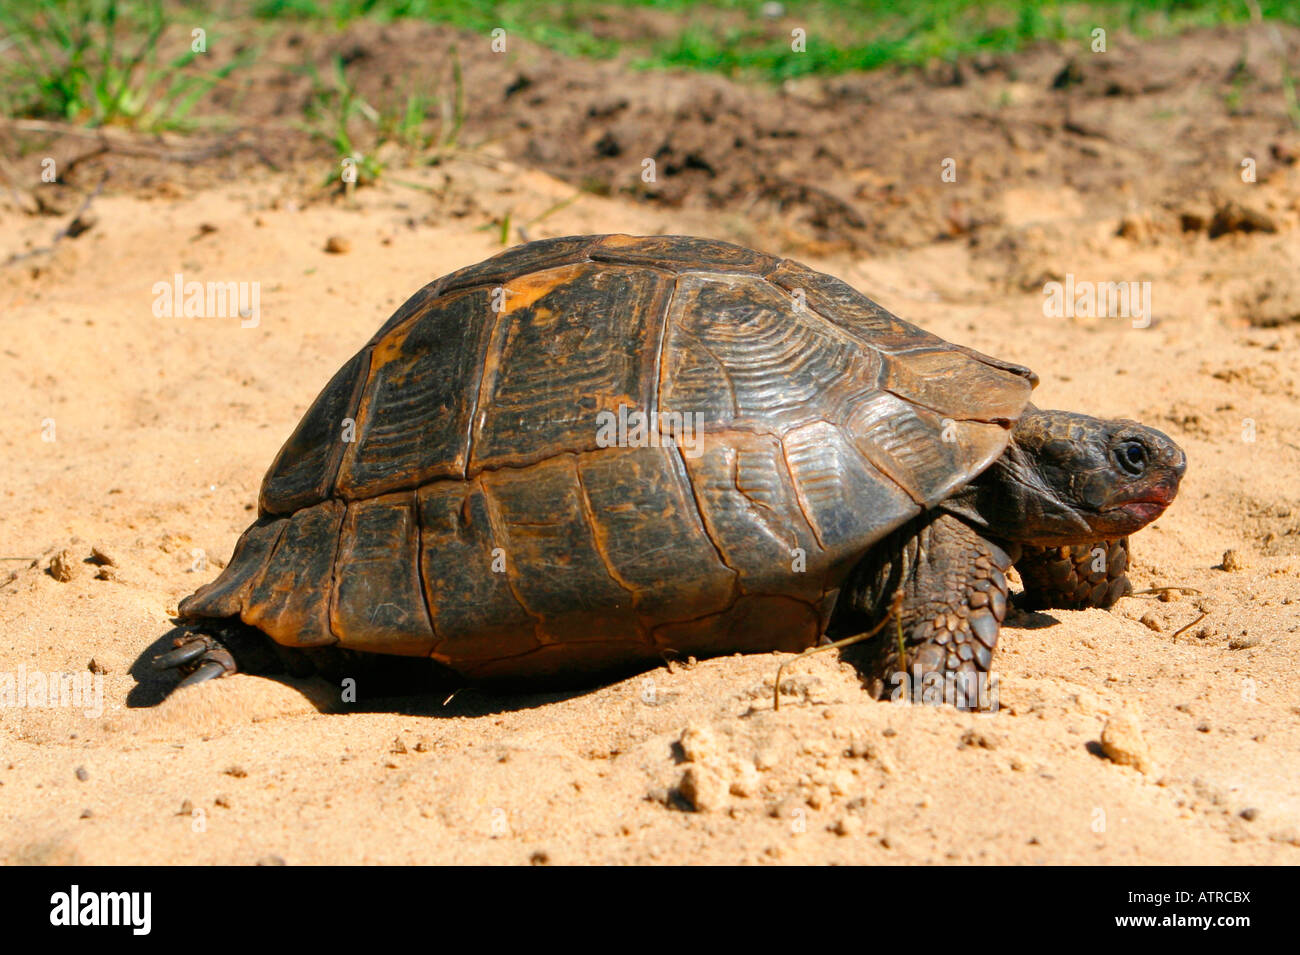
top-left (154, 633), bottom-right (234, 687)
top-left (1015, 538), bottom-right (1131, 610)
top-left (155, 619), bottom-right (455, 698)
top-left (833, 511), bottom-right (1012, 710)
top-left (154, 619), bottom-right (291, 688)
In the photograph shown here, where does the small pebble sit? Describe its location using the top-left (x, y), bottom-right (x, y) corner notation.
top-left (324, 235), bottom-right (352, 254)
top-left (960, 729), bottom-right (999, 750)
top-left (49, 550), bottom-right (76, 582)
top-left (65, 213), bottom-right (96, 238)
top-left (678, 765), bottom-right (728, 812)
top-left (678, 726), bottom-right (719, 763)
top-left (74, 767), bottom-right (89, 782)
top-left (1221, 550), bottom-right (1243, 572)
top-left (829, 816), bottom-right (861, 837)
top-left (1100, 712), bottom-right (1154, 774)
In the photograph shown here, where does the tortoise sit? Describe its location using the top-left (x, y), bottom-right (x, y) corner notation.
top-left (157, 234), bottom-right (1185, 705)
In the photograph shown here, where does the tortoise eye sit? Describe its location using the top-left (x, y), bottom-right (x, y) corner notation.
top-left (1115, 442), bottom-right (1146, 475)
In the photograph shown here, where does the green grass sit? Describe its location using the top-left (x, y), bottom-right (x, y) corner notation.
top-left (251, 0), bottom-right (1300, 81)
top-left (0, 0), bottom-right (249, 130)
top-left (298, 45), bottom-right (465, 188)
top-left (3, 0), bottom-right (1297, 131)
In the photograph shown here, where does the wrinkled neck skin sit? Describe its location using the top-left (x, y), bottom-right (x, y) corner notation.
top-left (942, 441), bottom-right (1094, 546)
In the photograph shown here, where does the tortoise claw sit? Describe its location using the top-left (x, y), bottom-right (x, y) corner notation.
top-left (177, 659), bottom-right (231, 688)
top-left (153, 640), bottom-right (209, 670)
top-left (154, 632), bottom-right (238, 687)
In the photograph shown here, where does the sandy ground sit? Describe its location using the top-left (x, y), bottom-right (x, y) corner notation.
top-left (2, 23), bottom-right (1299, 865)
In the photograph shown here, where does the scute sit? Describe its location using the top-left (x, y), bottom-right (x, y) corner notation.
top-left (479, 454), bottom-right (643, 646)
top-left (659, 271), bottom-right (878, 434)
top-left (843, 389), bottom-right (1012, 508)
top-left (769, 258), bottom-right (1037, 384)
top-left (438, 234), bottom-right (599, 297)
top-left (242, 500), bottom-right (342, 646)
top-left (336, 286), bottom-right (494, 498)
top-left (590, 233), bottom-right (780, 274)
top-left (467, 262), bottom-right (672, 472)
top-left (331, 493), bottom-right (434, 655)
top-left (781, 420), bottom-right (919, 550)
top-left (259, 350), bottom-right (369, 515)
top-left (179, 516), bottom-right (284, 618)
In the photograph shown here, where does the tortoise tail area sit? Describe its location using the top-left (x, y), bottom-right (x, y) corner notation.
top-left (176, 490), bottom-right (660, 688)
top-left (177, 496), bottom-right (433, 656)
top-left (178, 515), bottom-right (287, 622)
top-left (175, 504), bottom-right (450, 690)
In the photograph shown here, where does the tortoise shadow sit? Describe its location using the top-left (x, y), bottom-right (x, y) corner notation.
top-left (128, 625), bottom-right (639, 716)
top-left (1003, 605), bottom-right (1061, 630)
top-left (132, 605), bottom-right (1071, 714)
top-left (127, 627), bottom-right (195, 708)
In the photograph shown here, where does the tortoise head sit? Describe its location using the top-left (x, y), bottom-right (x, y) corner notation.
top-left (949, 406), bottom-right (1186, 545)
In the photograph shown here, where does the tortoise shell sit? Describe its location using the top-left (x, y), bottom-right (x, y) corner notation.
top-left (179, 235), bottom-right (1036, 681)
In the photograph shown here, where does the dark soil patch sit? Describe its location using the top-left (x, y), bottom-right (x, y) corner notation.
top-left (3, 19), bottom-right (1298, 258)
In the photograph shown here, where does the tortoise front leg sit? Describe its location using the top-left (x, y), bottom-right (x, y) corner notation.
top-left (834, 511), bottom-right (1012, 710)
top-left (1015, 538), bottom-right (1131, 610)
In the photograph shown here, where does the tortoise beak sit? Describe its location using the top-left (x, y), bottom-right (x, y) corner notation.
top-left (1104, 434), bottom-right (1185, 520)
top-left (1148, 434), bottom-right (1187, 503)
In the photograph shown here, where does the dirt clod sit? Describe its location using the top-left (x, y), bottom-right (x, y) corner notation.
top-left (1208, 201), bottom-right (1277, 238)
top-left (48, 550), bottom-right (76, 583)
top-left (1100, 712), bottom-right (1155, 774)
top-left (678, 765), bottom-right (729, 812)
